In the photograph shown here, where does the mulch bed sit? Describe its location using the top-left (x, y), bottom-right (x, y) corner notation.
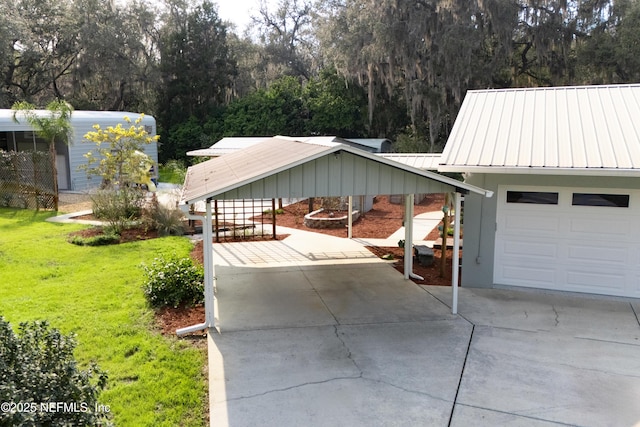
top-left (68, 226), bottom-right (159, 243)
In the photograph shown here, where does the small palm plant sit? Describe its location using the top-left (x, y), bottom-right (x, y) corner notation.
top-left (11, 100), bottom-right (74, 211)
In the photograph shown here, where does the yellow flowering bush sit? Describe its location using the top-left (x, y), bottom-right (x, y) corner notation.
top-left (81, 114), bottom-right (159, 188)
top-left (80, 115), bottom-right (160, 234)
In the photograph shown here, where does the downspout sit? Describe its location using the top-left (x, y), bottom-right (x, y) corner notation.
top-left (176, 199), bottom-right (218, 336)
top-left (403, 194), bottom-right (424, 281)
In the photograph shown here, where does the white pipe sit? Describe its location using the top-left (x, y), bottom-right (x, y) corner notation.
top-left (409, 272), bottom-right (424, 281)
top-left (176, 322), bottom-right (207, 336)
top-left (452, 192), bottom-right (462, 315)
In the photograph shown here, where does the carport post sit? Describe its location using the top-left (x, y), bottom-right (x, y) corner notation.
top-left (451, 192), bottom-right (461, 315)
top-left (347, 196), bottom-right (353, 239)
top-left (204, 199), bottom-right (217, 328)
top-left (403, 194), bottom-right (414, 279)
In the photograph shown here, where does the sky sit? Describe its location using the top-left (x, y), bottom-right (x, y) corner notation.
top-left (216, 0), bottom-right (264, 31)
top-left (121, 0), bottom-right (275, 33)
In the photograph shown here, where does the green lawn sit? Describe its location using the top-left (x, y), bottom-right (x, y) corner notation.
top-left (0, 208), bottom-right (207, 426)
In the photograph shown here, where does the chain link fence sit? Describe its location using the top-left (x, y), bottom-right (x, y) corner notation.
top-left (0, 150), bottom-right (56, 210)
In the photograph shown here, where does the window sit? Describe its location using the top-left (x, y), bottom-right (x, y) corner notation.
top-left (507, 191), bottom-right (559, 205)
top-left (572, 193), bottom-right (629, 207)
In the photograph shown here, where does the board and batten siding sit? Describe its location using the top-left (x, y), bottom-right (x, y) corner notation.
top-left (213, 151), bottom-right (456, 200)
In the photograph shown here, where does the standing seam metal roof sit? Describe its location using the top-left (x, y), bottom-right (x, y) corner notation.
top-left (439, 84), bottom-right (640, 175)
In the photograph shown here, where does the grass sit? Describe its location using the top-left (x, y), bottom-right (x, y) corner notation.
top-left (0, 208), bottom-right (207, 426)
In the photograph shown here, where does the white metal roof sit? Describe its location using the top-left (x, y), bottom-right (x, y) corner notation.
top-left (186, 137), bottom-right (270, 156)
top-left (439, 84), bottom-right (640, 176)
top-left (186, 136), bottom-right (385, 157)
top-left (377, 153), bottom-right (441, 170)
top-left (180, 137), bottom-right (492, 204)
top-left (0, 109), bottom-right (154, 131)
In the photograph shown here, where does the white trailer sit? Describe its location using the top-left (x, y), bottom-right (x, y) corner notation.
top-left (0, 110), bottom-right (158, 191)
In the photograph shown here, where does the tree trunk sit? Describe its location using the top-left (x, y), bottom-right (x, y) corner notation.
top-left (50, 138), bottom-right (59, 211)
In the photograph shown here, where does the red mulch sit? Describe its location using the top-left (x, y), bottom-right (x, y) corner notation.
top-left (155, 304), bottom-right (206, 336)
top-left (67, 226), bottom-right (159, 243)
top-left (268, 194), bottom-right (445, 239)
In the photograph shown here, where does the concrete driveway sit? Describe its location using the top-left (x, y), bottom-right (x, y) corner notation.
top-left (207, 231), bottom-right (640, 427)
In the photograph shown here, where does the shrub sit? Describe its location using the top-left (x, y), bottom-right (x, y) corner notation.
top-left (142, 195), bottom-right (185, 237)
top-left (90, 187), bottom-right (145, 234)
top-left (0, 317), bottom-right (109, 426)
top-left (142, 255), bottom-right (204, 308)
top-left (69, 231), bottom-right (120, 246)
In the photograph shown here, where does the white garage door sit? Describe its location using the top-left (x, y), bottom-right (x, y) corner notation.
top-left (494, 186), bottom-right (640, 298)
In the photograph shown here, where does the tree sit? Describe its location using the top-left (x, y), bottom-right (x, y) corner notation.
top-left (304, 68), bottom-right (367, 137)
top-left (11, 99), bottom-right (73, 210)
top-left (252, 0), bottom-right (318, 81)
top-left (69, 0), bottom-right (161, 112)
top-left (157, 0), bottom-right (235, 127)
top-left (220, 76), bottom-right (307, 137)
top-left (6, 0), bottom-right (80, 104)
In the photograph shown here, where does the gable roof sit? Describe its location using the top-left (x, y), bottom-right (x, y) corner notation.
top-left (180, 136), bottom-right (492, 204)
top-left (439, 84), bottom-right (640, 176)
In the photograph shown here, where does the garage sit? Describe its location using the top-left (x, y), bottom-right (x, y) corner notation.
top-left (438, 84), bottom-right (640, 298)
top-left (494, 185), bottom-right (640, 298)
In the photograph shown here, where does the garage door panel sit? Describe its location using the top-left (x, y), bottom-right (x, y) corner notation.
top-left (566, 269), bottom-right (625, 290)
top-left (500, 265), bottom-right (556, 286)
top-left (569, 218), bottom-right (631, 239)
top-left (503, 215), bottom-right (559, 236)
top-left (495, 186), bottom-right (640, 298)
top-left (567, 244), bottom-right (627, 265)
top-left (503, 240), bottom-right (557, 259)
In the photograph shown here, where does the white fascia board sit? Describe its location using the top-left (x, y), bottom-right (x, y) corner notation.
top-left (438, 165), bottom-right (640, 177)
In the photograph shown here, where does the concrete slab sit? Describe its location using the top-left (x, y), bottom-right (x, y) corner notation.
top-left (457, 326), bottom-right (640, 426)
top-left (304, 264), bottom-right (454, 324)
top-left (209, 320), bottom-right (471, 427)
top-left (450, 405), bottom-right (565, 426)
top-left (426, 286), bottom-right (640, 344)
top-left (206, 228), bottom-right (640, 427)
top-left (214, 262), bottom-right (453, 330)
top-left (339, 320), bottom-right (472, 401)
top-left (213, 266), bottom-right (337, 331)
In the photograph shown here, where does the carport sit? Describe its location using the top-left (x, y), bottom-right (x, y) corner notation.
top-left (177, 136), bottom-right (493, 334)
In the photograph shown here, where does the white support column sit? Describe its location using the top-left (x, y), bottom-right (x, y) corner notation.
top-left (204, 199), bottom-right (217, 327)
top-left (404, 194), bottom-right (414, 280)
top-left (451, 192), bottom-right (462, 315)
top-left (347, 195), bottom-right (353, 239)
top-left (176, 200), bottom-right (217, 336)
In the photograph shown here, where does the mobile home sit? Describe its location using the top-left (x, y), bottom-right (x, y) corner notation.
top-left (0, 110), bottom-right (158, 191)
